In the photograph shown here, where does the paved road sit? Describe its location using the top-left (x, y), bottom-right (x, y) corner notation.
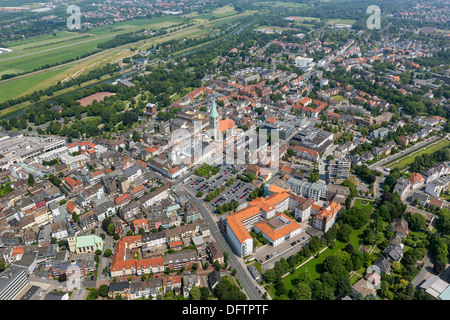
top-left (147, 168), bottom-right (262, 300)
top-left (368, 134), bottom-right (445, 175)
top-left (412, 252), bottom-right (434, 288)
top-left (180, 183), bottom-right (262, 300)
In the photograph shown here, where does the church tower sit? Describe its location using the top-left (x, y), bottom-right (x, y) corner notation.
top-left (209, 99), bottom-right (220, 140)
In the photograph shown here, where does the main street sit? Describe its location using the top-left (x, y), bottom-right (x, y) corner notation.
top-left (150, 169), bottom-right (262, 300)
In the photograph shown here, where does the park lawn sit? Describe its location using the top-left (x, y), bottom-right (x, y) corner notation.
top-left (353, 199), bottom-right (374, 212)
top-left (272, 224), bottom-right (367, 296)
top-left (331, 94), bottom-right (346, 101)
top-left (0, 66), bottom-right (71, 102)
top-left (387, 138), bottom-right (450, 171)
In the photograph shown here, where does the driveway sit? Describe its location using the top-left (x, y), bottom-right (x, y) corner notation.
top-left (412, 251), bottom-right (434, 288)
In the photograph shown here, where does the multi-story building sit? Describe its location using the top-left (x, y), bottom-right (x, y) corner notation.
top-left (0, 265), bottom-right (29, 300)
top-left (289, 194), bottom-right (314, 221)
top-left (139, 183), bottom-right (172, 209)
top-left (60, 152), bottom-right (88, 171)
top-left (328, 157), bottom-right (351, 183)
top-left (425, 177), bottom-right (450, 198)
top-left (61, 176), bottom-right (84, 196)
top-left (292, 145), bottom-right (319, 163)
top-left (254, 212), bottom-right (302, 247)
top-left (142, 231), bottom-right (166, 249)
top-left (408, 172), bottom-right (425, 190)
top-left (225, 184), bottom-right (290, 258)
top-left (313, 202), bottom-right (342, 232)
top-left (288, 178), bottom-right (329, 201)
top-left (135, 257), bottom-right (165, 276)
top-left (78, 210), bottom-right (97, 230)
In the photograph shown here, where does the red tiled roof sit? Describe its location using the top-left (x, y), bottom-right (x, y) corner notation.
top-left (408, 172), bottom-right (424, 185)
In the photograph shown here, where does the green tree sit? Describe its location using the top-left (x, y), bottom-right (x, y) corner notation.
top-left (86, 288), bottom-right (99, 300)
top-left (132, 131), bottom-right (141, 142)
top-left (338, 224), bottom-right (353, 243)
top-left (405, 213), bottom-right (427, 232)
top-left (292, 282), bottom-right (311, 300)
top-left (107, 223), bottom-right (115, 236)
top-left (27, 174), bottom-right (35, 187)
top-left (200, 287), bottom-right (210, 300)
top-left (263, 268), bottom-right (277, 283)
top-left (189, 286), bottom-right (201, 300)
top-left (98, 284), bottom-right (109, 297)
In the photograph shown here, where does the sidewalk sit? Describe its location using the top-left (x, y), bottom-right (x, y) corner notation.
top-left (281, 245), bottom-right (329, 279)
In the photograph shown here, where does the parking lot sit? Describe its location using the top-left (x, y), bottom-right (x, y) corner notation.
top-left (184, 163), bottom-right (258, 210)
top-left (253, 230), bottom-right (312, 273)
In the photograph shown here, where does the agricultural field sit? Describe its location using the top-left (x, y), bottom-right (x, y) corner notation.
top-left (88, 15), bottom-right (182, 36)
top-left (253, 1), bottom-right (307, 8)
top-left (182, 4), bottom-right (238, 20)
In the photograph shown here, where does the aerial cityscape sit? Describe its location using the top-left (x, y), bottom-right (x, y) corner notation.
top-left (0, 0), bottom-right (449, 305)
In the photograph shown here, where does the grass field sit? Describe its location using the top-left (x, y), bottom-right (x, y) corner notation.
top-left (331, 94), bottom-right (347, 101)
top-left (0, 183), bottom-right (13, 198)
top-left (0, 9), bottom-right (255, 106)
top-left (7, 32), bottom-right (90, 51)
top-left (0, 15), bottom-right (182, 75)
top-left (0, 37), bottom-right (112, 74)
top-left (0, 66), bottom-right (71, 102)
top-left (326, 19), bottom-right (357, 25)
top-left (88, 16), bottom-right (182, 36)
top-left (182, 5), bottom-right (237, 19)
top-left (353, 199), bottom-right (374, 212)
top-left (387, 137), bottom-right (450, 171)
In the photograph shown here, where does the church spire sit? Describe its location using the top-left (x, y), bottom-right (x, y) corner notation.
top-left (210, 99), bottom-right (219, 118)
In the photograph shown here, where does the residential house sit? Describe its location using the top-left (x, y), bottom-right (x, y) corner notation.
top-left (408, 173), bottom-right (425, 190)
